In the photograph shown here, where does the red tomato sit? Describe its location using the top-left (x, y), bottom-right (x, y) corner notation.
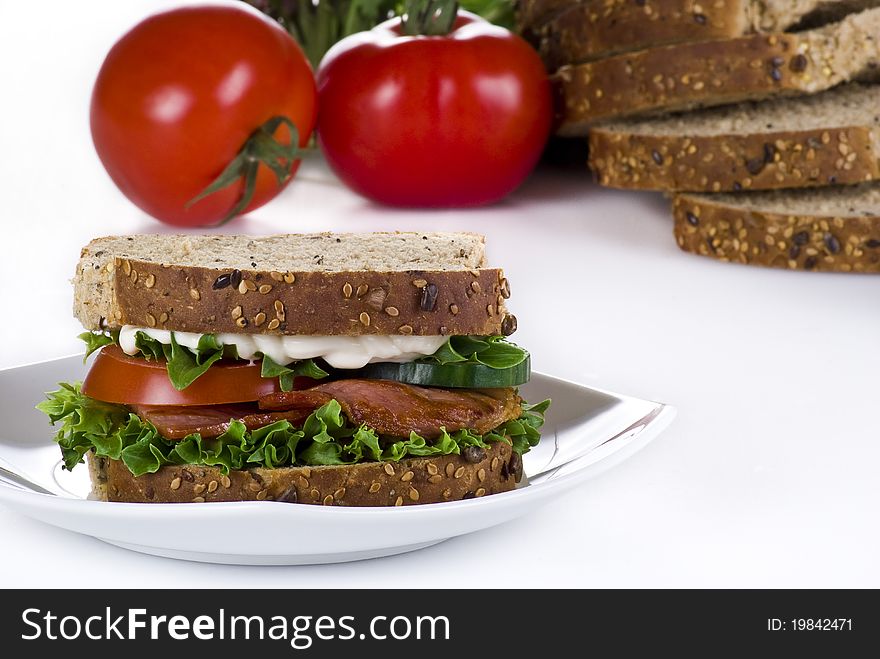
top-left (90, 5), bottom-right (317, 226)
top-left (316, 12), bottom-right (552, 207)
top-left (82, 346), bottom-right (281, 406)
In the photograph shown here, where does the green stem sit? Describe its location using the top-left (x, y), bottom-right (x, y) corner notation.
top-left (187, 115), bottom-right (302, 225)
top-left (401, 0), bottom-right (459, 36)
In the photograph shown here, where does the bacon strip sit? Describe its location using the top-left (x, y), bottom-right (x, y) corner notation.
top-left (132, 404), bottom-right (311, 440)
top-left (132, 381), bottom-right (521, 441)
top-left (259, 379), bottom-right (522, 438)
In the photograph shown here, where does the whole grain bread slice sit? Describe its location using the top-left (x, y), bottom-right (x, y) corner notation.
top-left (74, 232), bottom-right (514, 337)
top-left (555, 6), bottom-right (880, 132)
top-left (87, 440), bottom-right (520, 505)
top-left (672, 182), bottom-right (880, 271)
top-left (538, 0), bottom-right (880, 70)
top-left (517, 0), bottom-right (576, 32)
top-left (588, 83), bottom-right (880, 192)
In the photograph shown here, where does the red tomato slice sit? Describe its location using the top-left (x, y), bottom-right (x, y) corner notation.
top-left (82, 346), bottom-right (282, 406)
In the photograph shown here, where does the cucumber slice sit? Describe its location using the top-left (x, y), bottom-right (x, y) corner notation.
top-left (355, 356), bottom-right (530, 388)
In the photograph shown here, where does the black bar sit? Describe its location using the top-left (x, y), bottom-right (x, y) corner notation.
top-left (0, 589), bottom-right (874, 656)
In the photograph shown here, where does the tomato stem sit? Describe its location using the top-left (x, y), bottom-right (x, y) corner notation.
top-left (401, 0), bottom-right (459, 36)
top-left (187, 115), bottom-right (302, 225)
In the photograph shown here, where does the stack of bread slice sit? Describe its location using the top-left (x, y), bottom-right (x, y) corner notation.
top-left (519, 0), bottom-right (880, 272)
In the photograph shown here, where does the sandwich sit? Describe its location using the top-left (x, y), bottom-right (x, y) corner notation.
top-left (37, 232), bottom-right (548, 505)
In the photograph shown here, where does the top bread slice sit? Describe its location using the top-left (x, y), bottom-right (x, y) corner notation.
top-left (588, 83), bottom-right (880, 192)
top-left (538, 0), bottom-right (880, 70)
top-left (74, 233), bottom-right (513, 337)
top-left (555, 6), bottom-right (880, 132)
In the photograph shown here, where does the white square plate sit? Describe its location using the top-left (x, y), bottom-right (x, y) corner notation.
top-left (0, 356), bottom-right (675, 565)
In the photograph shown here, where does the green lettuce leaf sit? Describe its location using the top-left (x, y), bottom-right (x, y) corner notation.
top-left (36, 383), bottom-right (130, 470)
top-left (164, 332), bottom-right (225, 391)
top-left (37, 383), bottom-right (549, 477)
top-left (422, 336), bottom-right (528, 369)
top-left (495, 399), bottom-right (550, 455)
top-left (344, 425), bottom-right (383, 463)
top-left (132, 331), bottom-right (226, 390)
top-left (132, 331), bottom-right (166, 362)
top-left (78, 330), bottom-right (119, 362)
top-left (261, 354), bottom-right (330, 392)
top-left (381, 428), bottom-right (467, 461)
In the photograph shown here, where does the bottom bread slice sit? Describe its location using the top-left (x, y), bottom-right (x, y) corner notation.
top-left (672, 183), bottom-right (880, 272)
top-left (87, 441), bottom-right (520, 505)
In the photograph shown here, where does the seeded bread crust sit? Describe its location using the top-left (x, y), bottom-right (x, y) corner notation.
top-left (589, 124), bottom-right (878, 192)
top-left (536, 0), bottom-right (880, 70)
top-left (554, 8), bottom-right (880, 132)
top-left (74, 234), bottom-right (513, 336)
top-left (87, 441), bottom-right (520, 505)
top-left (672, 186), bottom-right (880, 271)
top-left (538, 1), bottom-right (751, 71)
top-left (517, 0), bottom-right (576, 31)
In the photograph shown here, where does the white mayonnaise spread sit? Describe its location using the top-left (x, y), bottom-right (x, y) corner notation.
top-left (117, 326), bottom-right (447, 370)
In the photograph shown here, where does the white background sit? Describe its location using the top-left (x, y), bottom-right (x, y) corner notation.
top-left (1, 0), bottom-right (879, 588)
